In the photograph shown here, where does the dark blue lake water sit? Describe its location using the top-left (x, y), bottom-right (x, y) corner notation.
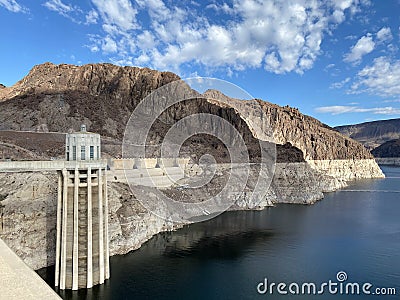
top-left (38, 166), bottom-right (400, 299)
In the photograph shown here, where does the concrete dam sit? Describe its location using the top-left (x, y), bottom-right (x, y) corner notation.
top-left (0, 125), bottom-right (189, 291)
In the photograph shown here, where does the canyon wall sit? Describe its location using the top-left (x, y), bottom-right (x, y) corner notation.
top-left (0, 161), bottom-right (345, 270)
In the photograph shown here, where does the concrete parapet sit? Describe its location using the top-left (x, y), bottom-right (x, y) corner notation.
top-left (0, 238), bottom-right (61, 299)
top-left (0, 160), bottom-right (107, 172)
top-left (111, 158), bottom-right (190, 171)
top-left (108, 167), bottom-right (185, 188)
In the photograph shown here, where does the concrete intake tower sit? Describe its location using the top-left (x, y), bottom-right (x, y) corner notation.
top-left (55, 125), bottom-right (110, 290)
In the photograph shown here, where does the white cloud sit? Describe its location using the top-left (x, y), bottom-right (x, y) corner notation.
top-left (325, 63), bottom-right (335, 70)
top-left (85, 9), bottom-right (98, 25)
top-left (206, 2), bottom-right (234, 14)
top-left (383, 99), bottom-right (400, 103)
top-left (86, 0), bottom-right (367, 74)
top-left (91, 0), bottom-right (138, 31)
top-left (330, 77), bottom-right (350, 89)
top-left (90, 45), bottom-right (99, 52)
top-left (136, 0), bottom-right (170, 21)
top-left (43, 0), bottom-right (72, 14)
top-left (315, 105), bottom-right (400, 115)
top-left (135, 54), bottom-right (150, 64)
top-left (136, 30), bottom-right (156, 50)
top-left (387, 43), bottom-right (399, 54)
top-left (324, 63), bottom-right (342, 76)
top-left (343, 34), bottom-right (375, 64)
top-left (101, 36), bottom-right (118, 53)
top-left (376, 27), bottom-right (392, 43)
top-left (350, 56), bottom-right (400, 97)
top-left (43, 0), bottom-right (82, 23)
top-left (345, 35), bottom-right (358, 40)
top-left (0, 0), bottom-right (27, 13)
top-left (343, 27), bottom-right (393, 65)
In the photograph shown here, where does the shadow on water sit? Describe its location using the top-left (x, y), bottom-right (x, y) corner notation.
top-left (162, 230), bottom-right (274, 259)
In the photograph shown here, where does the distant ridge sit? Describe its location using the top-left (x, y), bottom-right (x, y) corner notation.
top-left (371, 139), bottom-right (400, 158)
top-left (335, 118), bottom-right (400, 150)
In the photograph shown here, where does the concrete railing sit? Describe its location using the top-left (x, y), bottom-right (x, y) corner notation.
top-left (108, 167), bottom-right (186, 188)
top-left (0, 238), bottom-right (61, 299)
top-left (0, 160), bottom-right (107, 172)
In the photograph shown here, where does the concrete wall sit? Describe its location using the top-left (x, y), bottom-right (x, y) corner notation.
top-left (0, 160), bottom-right (107, 172)
top-left (0, 238), bottom-right (61, 299)
top-left (108, 158), bottom-right (190, 188)
top-left (65, 131), bottom-right (101, 162)
top-left (109, 168), bottom-right (185, 188)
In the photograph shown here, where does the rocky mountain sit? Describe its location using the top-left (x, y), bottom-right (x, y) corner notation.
top-left (0, 62), bottom-right (180, 138)
top-left (335, 118), bottom-right (400, 150)
top-left (371, 139), bottom-right (400, 158)
top-left (0, 62), bottom-right (374, 163)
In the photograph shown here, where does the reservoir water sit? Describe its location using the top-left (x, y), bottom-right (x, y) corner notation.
top-left (38, 166), bottom-right (400, 299)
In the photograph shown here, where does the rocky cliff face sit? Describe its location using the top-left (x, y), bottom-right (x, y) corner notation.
top-left (218, 96), bottom-right (374, 161)
top-left (0, 161), bottom-right (345, 270)
top-left (0, 63), bottom-right (180, 138)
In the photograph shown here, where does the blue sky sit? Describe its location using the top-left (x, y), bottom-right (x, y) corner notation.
top-left (1, 0), bottom-right (400, 126)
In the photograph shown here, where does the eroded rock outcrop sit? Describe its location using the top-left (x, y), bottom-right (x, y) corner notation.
top-left (0, 63), bottom-right (181, 137)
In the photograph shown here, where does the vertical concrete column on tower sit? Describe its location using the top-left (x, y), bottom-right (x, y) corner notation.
top-left (104, 170), bottom-right (110, 279)
top-left (87, 167), bottom-right (93, 288)
top-left (98, 168), bottom-right (105, 284)
top-left (55, 171), bottom-right (62, 287)
top-left (59, 168), bottom-right (68, 290)
top-left (72, 168), bottom-right (79, 290)
top-left (56, 125), bottom-right (109, 290)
